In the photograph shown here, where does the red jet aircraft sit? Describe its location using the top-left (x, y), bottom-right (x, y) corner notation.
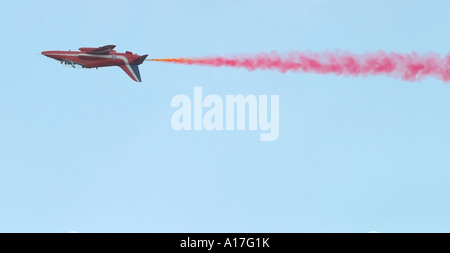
top-left (42, 45), bottom-right (148, 82)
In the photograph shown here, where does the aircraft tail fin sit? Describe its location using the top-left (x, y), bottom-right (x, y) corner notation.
top-left (119, 64), bottom-right (142, 82)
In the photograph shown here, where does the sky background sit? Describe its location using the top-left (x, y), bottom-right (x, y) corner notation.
top-left (0, 0), bottom-right (449, 232)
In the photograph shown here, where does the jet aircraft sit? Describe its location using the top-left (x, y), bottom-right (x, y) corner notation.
top-left (42, 45), bottom-right (148, 82)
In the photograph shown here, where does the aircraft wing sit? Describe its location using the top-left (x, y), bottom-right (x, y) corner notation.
top-left (79, 45), bottom-right (116, 55)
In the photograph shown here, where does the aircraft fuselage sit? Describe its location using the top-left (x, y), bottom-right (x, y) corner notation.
top-left (42, 45), bottom-right (148, 82)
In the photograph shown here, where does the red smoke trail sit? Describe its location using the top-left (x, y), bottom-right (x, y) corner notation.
top-left (151, 51), bottom-right (450, 82)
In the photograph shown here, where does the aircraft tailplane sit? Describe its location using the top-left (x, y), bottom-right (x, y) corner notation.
top-left (131, 54), bottom-right (148, 65)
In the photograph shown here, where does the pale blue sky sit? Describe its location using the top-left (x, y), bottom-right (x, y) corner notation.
top-left (0, 0), bottom-right (449, 232)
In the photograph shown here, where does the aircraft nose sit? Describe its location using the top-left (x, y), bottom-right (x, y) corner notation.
top-left (41, 51), bottom-right (55, 59)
